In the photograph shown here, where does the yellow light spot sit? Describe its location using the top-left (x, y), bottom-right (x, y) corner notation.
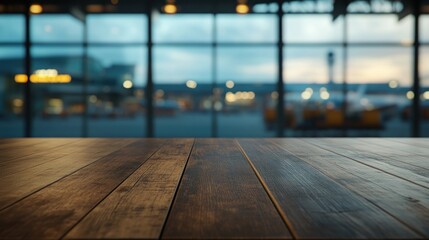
top-left (226, 80), bottom-right (235, 89)
top-left (320, 91), bottom-right (330, 100)
top-left (305, 87), bottom-right (313, 94)
top-left (89, 95), bottom-right (98, 103)
top-left (225, 92), bottom-right (236, 103)
top-left (236, 3), bottom-right (249, 14)
top-left (301, 90), bottom-right (312, 100)
top-left (12, 98), bottom-right (24, 108)
top-left (164, 4), bottom-right (177, 14)
top-left (388, 80), bottom-right (398, 88)
top-left (271, 91), bottom-right (278, 99)
top-left (30, 4), bottom-right (43, 14)
top-left (14, 74), bottom-right (28, 83)
top-left (423, 91), bottom-right (429, 100)
top-left (406, 91), bottom-right (414, 100)
top-left (155, 89), bottom-right (165, 98)
top-left (186, 80), bottom-right (197, 89)
top-left (248, 91), bottom-right (255, 99)
top-left (123, 80), bottom-right (133, 89)
top-left (214, 101), bottom-right (223, 111)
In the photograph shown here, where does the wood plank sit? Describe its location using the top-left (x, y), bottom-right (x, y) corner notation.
top-left (162, 139), bottom-right (291, 239)
top-left (306, 139), bottom-right (429, 189)
top-left (273, 139), bottom-right (429, 237)
top-left (0, 139), bottom-right (134, 177)
top-left (390, 138), bottom-right (429, 149)
top-left (0, 139), bottom-right (80, 164)
top-left (66, 139), bottom-right (194, 239)
top-left (0, 139), bottom-right (163, 239)
top-left (364, 138), bottom-right (429, 157)
top-left (321, 138), bottom-right (429, 177)
top-left (238, 139), bottom-right (420, 239)
top-left (0, 139), bottom-right (136, 210)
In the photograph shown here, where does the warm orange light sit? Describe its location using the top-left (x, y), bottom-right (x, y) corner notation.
top-left (14, 74), bottom-right (28, 83)
top-left (111, 0), bottom-right (119, 5)
top-left (86, 4), bottom-right (104, 13)
top-left (236, 3), bottom-right (249, 14)
top-left (30, 4), bottom-right (43, 14)
top-left (14, 69), bottom-right (72, 84)
top-left (163, 3), bottom-right (177, 14)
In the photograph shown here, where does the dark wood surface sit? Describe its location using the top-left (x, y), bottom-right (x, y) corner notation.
top-left (0, 138), bottom-right (428, 239)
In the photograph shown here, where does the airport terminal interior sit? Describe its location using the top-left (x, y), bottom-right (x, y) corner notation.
top-left (0, 0), bottom-right (428, 138)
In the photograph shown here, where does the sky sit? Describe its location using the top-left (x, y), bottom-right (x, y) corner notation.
top-left (0, 13), bottom-right (428, 87)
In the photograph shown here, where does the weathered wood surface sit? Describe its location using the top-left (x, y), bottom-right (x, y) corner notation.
top-left (0, 138), bottom-right (428, 239)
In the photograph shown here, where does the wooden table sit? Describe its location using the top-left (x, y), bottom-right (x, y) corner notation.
top-left (0, 138), bottom-right (428, 239)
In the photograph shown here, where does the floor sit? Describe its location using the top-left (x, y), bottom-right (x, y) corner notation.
top-left (0, 138), bottom-right (428, 239)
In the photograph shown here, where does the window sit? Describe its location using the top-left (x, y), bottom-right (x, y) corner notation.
top-left (348, 15), bottom-right (413, 43)
top-left (217, 14), bottom-right (277, 43)
top-left (154, 46), bottom-right (212, 137)
top-left (284, 15), bottom-right (343, 43)
top-left (348, 47), bottom-right (412, 137)
top-left (0, 46), bottom-right (25, 137)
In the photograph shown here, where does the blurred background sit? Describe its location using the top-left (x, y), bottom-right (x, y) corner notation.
top-left (0, 0), bottom-right (428, 138)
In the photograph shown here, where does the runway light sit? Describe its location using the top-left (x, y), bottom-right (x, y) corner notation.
top-left (226, 80), bottom-right (235, 89)
top-left (30, 4), bottom-right (43, 14)
top-left (301, 88), bottom-right (313, 100)
top-left (271, 91), bottom-right (279, 99)
top-left (389, 80), bottom-right (398, 89)
top-left (320, 91), bottom-right (330, 100)
top-left (423, 91), bottom-right (429, 100)
top-left (186, 80), bottom-right (197, 89)
top-left (225, 92), bottom-right (236, 103)
top-left (163, 0), bottom-right (177, 14)
top-left (406, 91), bottom-right (414, 100)
top-left (123, 80), bottom-right (133, 89)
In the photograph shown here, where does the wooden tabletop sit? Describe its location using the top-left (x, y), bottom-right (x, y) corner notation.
top-left (0, 138), bottom-right (428, 239)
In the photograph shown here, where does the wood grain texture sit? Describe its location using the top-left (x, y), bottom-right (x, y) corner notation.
top-left (274, 138), bottom-right (429, 237)
top-left (0, 139), bottom-right (136, 210)
top-left (363, 138), bottom-right (429, 157)
top-left (238, 139), bottom-right (420, 239)
top-left (306, 138), bottom-right (429, 189)
top-left (66, 139), bottom-right (194, 239)
top-left (311, 138), bottom-right (429, 178)
top-left (0, 139), bottom-right (80, 165)
top-left (162, 139), bottom-right (291, 239)
top-left (0, 139), bottom-right (163, 239)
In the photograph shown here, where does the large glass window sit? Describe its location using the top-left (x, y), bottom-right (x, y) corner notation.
top-left (217, 46), bottom-right (276, 137)
top-left (348, 47), bottom-right (412, 137)
top-left (348, 15), bottom-right (413, 43)
top-left (0, 15), bottom-right (24, 42)
top-left (0, 46), bottom-right (25, 137)
top-left (154, 14), bottom-right (213, 43)
top-left (283, 47), bottom-right (344, 136)
top-left (284, 15), bottom-right (343, 43)
top-left (88, 14), bottom-right (146, 43)
top-left (217, 14), bottom-right (277, 43)
top-left (31, 46), bottom-right (84, 137)
top-left (31, 15), bottom-right (83, 43)
top-left (87, 14), bottom-right (147, 137)
top-left (154, 46), bottom-right (212, 137)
